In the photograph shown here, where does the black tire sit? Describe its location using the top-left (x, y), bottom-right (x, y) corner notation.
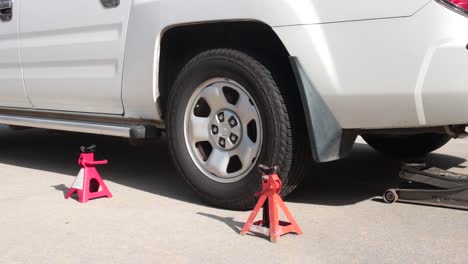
top-left (167, 49), bottom-right (308, 210)
top-left (362, 133), bottom-right (451, 158)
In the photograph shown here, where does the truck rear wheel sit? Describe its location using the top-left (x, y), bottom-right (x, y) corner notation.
top-left (362, 133), bottom-right (451, 158)
top-left (167, 49), bottom-right (307, 210)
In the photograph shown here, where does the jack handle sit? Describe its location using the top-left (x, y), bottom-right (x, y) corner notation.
top-left (84, 160), bottom-right (108, 166)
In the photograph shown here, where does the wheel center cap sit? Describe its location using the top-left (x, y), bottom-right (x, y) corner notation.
top-left (220, 124), bottom-right (230, 137)
top-left (210, 110), bottom-right (242, 150)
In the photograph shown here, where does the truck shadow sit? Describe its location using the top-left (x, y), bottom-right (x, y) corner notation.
top-left (0, 126), bottom-right (465, 207)
top-left (0, 126), bottom-right (200, 205)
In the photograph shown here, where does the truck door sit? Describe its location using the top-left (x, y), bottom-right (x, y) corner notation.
top-left (19, 0), bottom-right (132, 114)
top-left (0, 0), bottom-right (33, 108)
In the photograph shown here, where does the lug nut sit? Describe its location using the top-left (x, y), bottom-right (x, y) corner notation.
top-left (218, 112), bottom-right (225, 122)
top-left (212, 125), bottom-right (218, 134)
top-left (230, 133), bottom-right (238, 144)
top-left (228, 116), bottom-right (237, 127)
top-left (219, 138), bottom-right (226, 148)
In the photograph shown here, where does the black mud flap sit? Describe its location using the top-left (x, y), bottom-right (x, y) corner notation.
top-left (289, 56), bottom-right (356, 162)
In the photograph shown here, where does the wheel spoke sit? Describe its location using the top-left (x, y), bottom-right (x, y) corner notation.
top-left (235, 93), bottom-right (258, 125)
top-left (189, 115), bottom-right (210, 142)
top-left (204, 148), bottom-right (231, 177)
top-left (234, 136), bottom-right (258, 168)
top-left (199, 83), bottom-right (228, 111)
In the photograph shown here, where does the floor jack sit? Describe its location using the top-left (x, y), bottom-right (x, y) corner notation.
top-left (65, 145), bottom-right (112, 203)
top-left (383, 161), bottom-right (468, 210)
top-left (240, 165), bottom-right (302, 242)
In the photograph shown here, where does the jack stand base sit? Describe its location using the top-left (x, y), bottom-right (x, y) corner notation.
top-left (383, 161), bottom-right (468, 210)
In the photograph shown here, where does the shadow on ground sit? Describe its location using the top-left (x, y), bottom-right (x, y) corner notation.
top-left (197, 212), bottom-right (274, 241)
top-left (0, 126), bottom-right (199, 205)
top-left (0, 126), bottom-right (465, 207)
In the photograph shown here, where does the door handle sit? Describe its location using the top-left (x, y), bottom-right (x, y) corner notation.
top-left (100, 0), bottom-right (119, 8)
top-left (0, 0), bottom-right (12, 22)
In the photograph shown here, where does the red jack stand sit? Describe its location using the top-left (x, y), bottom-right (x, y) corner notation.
top-left (65, 145), bottom-right (112, 203)
top-left (240, 165), bottom-right (302, 242)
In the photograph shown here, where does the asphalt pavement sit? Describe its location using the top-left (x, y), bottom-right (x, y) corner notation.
top-left (1, 126), bottom-right (468, 263)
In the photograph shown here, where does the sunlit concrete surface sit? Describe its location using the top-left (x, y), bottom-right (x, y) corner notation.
top-left (1, 126), bottom-right (468, 263)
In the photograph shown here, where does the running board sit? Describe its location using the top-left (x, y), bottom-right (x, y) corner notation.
top-left (0, 114), bottom-right (160, 139)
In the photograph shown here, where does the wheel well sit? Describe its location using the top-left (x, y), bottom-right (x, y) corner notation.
top-left (158, 21), bottom-right (299, 118)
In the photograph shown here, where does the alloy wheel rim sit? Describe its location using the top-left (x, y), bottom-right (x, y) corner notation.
top-left (184, 78), bottom-right (263, 183)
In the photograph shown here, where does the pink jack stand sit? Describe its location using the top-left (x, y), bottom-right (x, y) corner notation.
top-left (65, 145), bottom-right (112, 203)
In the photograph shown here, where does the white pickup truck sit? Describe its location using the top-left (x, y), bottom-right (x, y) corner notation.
top-left (0, 0), bottom-right (467, 209)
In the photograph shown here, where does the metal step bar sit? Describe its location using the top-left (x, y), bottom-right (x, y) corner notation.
top-left (0, 114), bottom-right (160, 138)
